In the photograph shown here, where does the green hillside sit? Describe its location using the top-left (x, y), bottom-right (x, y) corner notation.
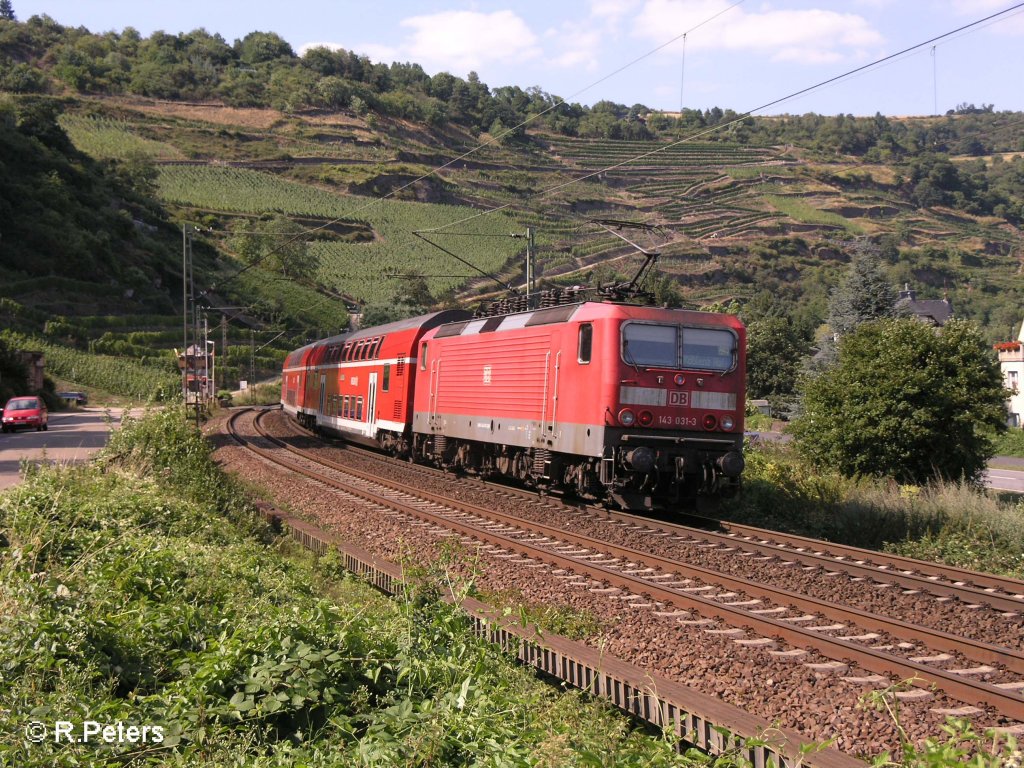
top-left (2, 11), bottom-right (1023, 399)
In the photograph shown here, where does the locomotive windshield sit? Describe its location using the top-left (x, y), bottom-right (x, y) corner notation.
top-left (621, 323), bottom-right (735, 372)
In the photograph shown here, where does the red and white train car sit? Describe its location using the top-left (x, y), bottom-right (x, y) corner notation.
top-left (282, 310), bottom-right (470, 451)
top-left (410, 301), bottom-right (745, 506)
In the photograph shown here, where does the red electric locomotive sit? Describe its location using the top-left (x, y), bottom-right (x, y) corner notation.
top-left (282, 301), bottom-right (745, 509)
top-left (411, 301), bottom-right (745, 508)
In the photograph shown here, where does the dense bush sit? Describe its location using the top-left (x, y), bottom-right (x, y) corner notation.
top-left (790, 318), bottom-right (1006, 484)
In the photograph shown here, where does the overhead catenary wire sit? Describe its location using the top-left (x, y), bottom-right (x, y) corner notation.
top-left (414, 1), bottom-right (1024, 238)
top-left (208, 1), bottom-right (747, 292)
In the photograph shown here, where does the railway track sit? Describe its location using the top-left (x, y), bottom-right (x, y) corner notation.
top-left (232, 409), bottom-right (1024, 733)
top-left (271, 407), bottom-right (1024, 618)
top-left (224, 407), bottom-right (862, 767)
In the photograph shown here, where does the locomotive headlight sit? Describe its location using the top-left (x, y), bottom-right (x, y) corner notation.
top-left (638, 410), bottom-right (654, 427)
top-left (618, 408), bottom-right (636, 426)
top-left (702, 414), bottom-right (718, 431)
top-left (674, 374), bottom-right (685, 386)
top-left (721, 415), bottom-right (735, 431)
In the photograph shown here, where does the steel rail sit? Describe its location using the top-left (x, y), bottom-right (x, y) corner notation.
top-left (250, 410), bottom-right (1024, 720)
top-left (711, 519), bottom-right (1024, 599)
top-left (274, 408), bottom-right (1024, 610)
top-left (225, 409), bottom-right (863, 768)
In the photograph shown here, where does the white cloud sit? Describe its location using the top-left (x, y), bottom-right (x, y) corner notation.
top-left (399, 10), bottom-right (541, 74)
top-left (545, 22), bottom-right (603, 72)
top-left (590, 0), bottom-right (642, 22)
top-left (631, 1), bottom-right (884, 63)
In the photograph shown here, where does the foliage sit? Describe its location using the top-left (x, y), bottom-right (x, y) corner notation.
top-left (790, 318), bottom-right (1007, 484)
top-left (230, 214), bottom-right (319, 279)
top-left (724, 441), bottom-right (1024, 578)
top-left (827, 242), bottom-right (898, 337)
top-left (1, 330), bottom-right (179, 401)
top-left (0, 410), bottom-right (710, 766)
top-left (992, 429), bottom-right (1024, 458)
top-left (745, 316), bottom-right (811, 401)
top-left (0, 334), bottom-right (29, 402)
top-left (0, 97), bottom-right (177, 289)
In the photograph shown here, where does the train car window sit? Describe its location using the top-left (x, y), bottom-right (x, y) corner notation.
top-left (420, 342), bottom-right (428, 371)
top-left (622, 324), bottom-right (677, 368)
top-left (681, 328), bottom-right (736, 372)
top-left (343, 396), bottom-right (349, 418)
top-left (578, 323), bottom-right (593, 364)
top-left (356, 397), bottom-right (364, 421)
top-left (382, 363), bottom-right (390, 392)
top-left (373, 337), bottom-right (383, 358)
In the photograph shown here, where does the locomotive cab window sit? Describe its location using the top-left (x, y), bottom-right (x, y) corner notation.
top-left (621, 323), bottom-right (736, 372)
top-left (420, 342), bottom-right (428, 371)
top-left (681, 328), bottom-right (736, 372)
top-left (577, 323), bottom-right (592, 364)
top-left (622, 323), bottom-right (676, 368)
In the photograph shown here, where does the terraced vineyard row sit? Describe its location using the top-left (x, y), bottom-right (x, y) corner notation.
top-left (544, 138), bottom-right (777, 167)
top-left (59, 115), bottom-right (185, 161)
top-left (156, 166), bottom-right (524, 304)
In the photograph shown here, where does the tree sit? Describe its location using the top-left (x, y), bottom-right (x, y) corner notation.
top-left (235, 31), bottom-right (293, 65)
top-left (0, 1), bottom-right (15, 21)
top-left (231, 215), bottom-right (318, 279)
top-left (790, 318), bottom-right (1007, 484)
top-left (827, 242), bottom-right (897, 337)
top-left (745, 316), bottom-right (811, 401)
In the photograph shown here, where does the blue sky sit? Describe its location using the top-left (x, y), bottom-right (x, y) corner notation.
top-left (12, 1), bottom-right (1024, 116)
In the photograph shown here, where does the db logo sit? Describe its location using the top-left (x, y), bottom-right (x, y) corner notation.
top-left (668, 391), bottom-right (689, 407)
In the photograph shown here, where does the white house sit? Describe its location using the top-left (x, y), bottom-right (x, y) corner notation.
top-left (995, 319), bottom-right (1024, 428)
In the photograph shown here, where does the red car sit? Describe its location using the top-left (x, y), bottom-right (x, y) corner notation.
top-left (2, 396), bottom-right (49, 432)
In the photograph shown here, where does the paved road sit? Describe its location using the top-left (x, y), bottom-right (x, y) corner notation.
top-left (0, 408), bottom-right (139, 490)
top-left (983, 466), bottom-right (1024, 494)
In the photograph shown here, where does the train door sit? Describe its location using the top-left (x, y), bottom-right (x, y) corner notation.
top-left (367, 372), bottom-right (378, 434)
top-left (540, 349), bottom-right (562, 438)
top-left (428, 358), bottom-right (442, 430)
top-left (318, 374), bottom-right (326, 417)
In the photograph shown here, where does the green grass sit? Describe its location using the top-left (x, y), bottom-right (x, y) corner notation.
top-left (722, 441), bottom-right (1024, 578)
top-left (0, 408), bottom-right (711, 767)
top-left (762, 194), bottom-right (864, 233)
top-left (993, 428), bottom-right (1024, 457)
